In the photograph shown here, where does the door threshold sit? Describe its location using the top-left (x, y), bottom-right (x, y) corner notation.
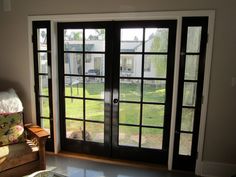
top-left (46, 151), bottom-right (168, 171)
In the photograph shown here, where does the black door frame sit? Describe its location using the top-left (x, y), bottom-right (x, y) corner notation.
top-left (32, 21), bottom-right (54, 151)
top-left (112, 20), bottom-right (177, 164)
top-left (58, 22), bottom-right (113, 156)
top-left (173, 17), bottom-right (208, 171)
top-left (58, 20), bottom-right (177, 164)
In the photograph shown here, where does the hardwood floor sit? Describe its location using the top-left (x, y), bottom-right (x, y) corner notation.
top-left (46, 153), bottom-right (198, 177)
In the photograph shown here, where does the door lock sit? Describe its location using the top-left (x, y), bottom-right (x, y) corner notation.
top-left (175, 130), bottom-right (180, 135)
top-left (113, 99), bottom-right (119, 104)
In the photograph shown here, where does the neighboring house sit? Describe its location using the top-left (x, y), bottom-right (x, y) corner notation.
top-left (63, 33), bottom-right (166, 80)
top-left (39, 32), bottom-right (166, 87)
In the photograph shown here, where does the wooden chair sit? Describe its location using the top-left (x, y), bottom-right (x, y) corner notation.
top-left (0, 124), bottom-right (49, 177)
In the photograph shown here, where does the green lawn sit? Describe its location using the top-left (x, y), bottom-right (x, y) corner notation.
top-left (40, 82), bottom-right (194, 149)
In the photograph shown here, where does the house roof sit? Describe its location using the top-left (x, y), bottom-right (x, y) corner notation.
top-left (64, 39), bottom-right (151, 52)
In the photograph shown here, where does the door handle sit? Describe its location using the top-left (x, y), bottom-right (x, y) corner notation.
top-left (175, 130), bottom-right (180, 135)
top-left (113, 99), bottom-right (119, 104)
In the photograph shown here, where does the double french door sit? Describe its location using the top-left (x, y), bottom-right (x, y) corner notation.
top-left (32, 17), bottom-right (208, 170)
top-left (58, 20), bottom-right (176, 164)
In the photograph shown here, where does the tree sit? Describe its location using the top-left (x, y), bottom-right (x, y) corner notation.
top-left (149, 29), bottom-right (168, 78)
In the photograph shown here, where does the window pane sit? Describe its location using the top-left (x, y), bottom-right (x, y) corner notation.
top-left (143, 80), bottom-right (166, 103)
top-left (144, 55), bottom-right (167, 78)
top-left (65, 76), bottom-right (83, 97)
top-left (38, 53), bottom-right (47, 73)
top-left (40, 97), bottom-right (49, 117)
top-left (64, 29), bottom-right (83, 51)
top-left (64, 53), bottom-right (83, 75)
top-left (120, 79), bottom-right (141, 101)
top-left (86, 100), bottom-right (104, 122)
top-left (85, 29), bottom-right (105, 52)
top-left (86, 122), bottom-right (104, 143)
top-left (181, 108), bottom-right (195, 132)
top-left (37, 28), bottom-right (47, 50)
top-left (39, 75), bottom-right (48, 96)
top-left (179, 133), bottom-right (192, 156)
top-left (119, 126), bottom-right (139, 147)
top-left (65, 98), bottom-right (83, 119)
top-left (120, 54), bottom-right (142, 77)
top-left (145, 28), bottom-right (169, 53)
top-left (142, 104), bottom-right (164, 127)
top-left (141, 128), bottom-right (163, 149)
top-left (184, 55), bottom-right (199, 80)
top-left (85, 54), bottom-right (105, 76)
top-left (85, 77), bottom-right (104, 99)
top-left (66, 119), bottom-right (84, 140)
top-left (119, 103), bottom-right (140, 125)
top-left (183, 82), bottom-right (197, 106)
top-left (186, 27), bottom-right (202, 53)
top-left (41, 118), bottom-right (50, 135)
top-left (120, 28), bottom-right (143, 53)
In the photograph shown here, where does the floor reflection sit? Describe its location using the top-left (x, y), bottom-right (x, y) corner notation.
top-left (46, 154), bottom-right (196, 177)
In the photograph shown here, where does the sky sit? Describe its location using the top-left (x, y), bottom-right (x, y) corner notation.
top-left (63, 28), bottom-right (168, 41)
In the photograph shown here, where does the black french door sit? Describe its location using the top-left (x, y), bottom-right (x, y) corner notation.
top-left (173, 17), bottom-right (208, 171)
top-left (112, 21), bottom-right (176, 163)
top-left (32, 21), bottom-right (54, 151)
top-left (58, 20), bottom-right (176, 164)
top-left (58, 22), bottom-right (112, 156)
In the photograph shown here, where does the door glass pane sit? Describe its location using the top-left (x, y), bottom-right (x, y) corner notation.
top-left (65, 98), bottom-right (83, 119)
top-left (181, 108), bottom-right (195, 132)
top-left (120, 28), bottom-right (143, 53)
top-left (40, 97), bottom-right (49, 117)
top-left (38, 53), bottom-right (48, 73)
top-left (85, 54), bottom-right (105, 76)
top-left (185, 55), bottom-right (199, 80)
top-left (65, 76), bottom-right (83, 97)
top-left (120, 79), bottom-right (141, 101)
top-left (37, 28), bottom-right (47, 50)
top-left (120, 54), bottom-right (142, 77)
top-left (179, 133), bottom-right (192, 156)
top-left (85, 29), bottom-right (105, 52)
top-left (186, 27), bottom-right (202, 53)
top-left (64, 53), bottom-right (83, 75)
top-left (144, 55), bottom-right (167, 78)
top-left (141, 128), bottom-right (163, 149)
top-left (64, 29), bottom-right (83, 51)
top-left (119, 103), bottom-right (140, 125)
top-left (66, 119), bottom-right (84, 140)
top-left (85, 77), bottom-right (104, 99)
top-left (145, 28), bottom-right (169, 53)
top-left (143, 80), bottom-right (166, 103)
top-left (86, 122), bottom-right (104, 143)
top-left (183, 82), bottom-right (197, 106)
top-left (119, 126), bottom-right (139, 147)
top-left (39, 75), bottom-right (48, 96)
top-left (41, 118), bottom-right (50, 135)
top-left (142, 104), bottom-right (164, 127)
top-left (86, 100), bottom-right (104, 122)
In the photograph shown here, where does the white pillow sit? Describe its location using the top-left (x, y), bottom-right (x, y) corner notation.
top-left (0, 89), bottom-right (23, 113)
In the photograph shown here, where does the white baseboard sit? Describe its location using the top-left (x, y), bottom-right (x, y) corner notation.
top-left (201, 161), bottom-right (236, 177)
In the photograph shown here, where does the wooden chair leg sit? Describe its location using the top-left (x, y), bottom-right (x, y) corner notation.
top-left (39, 138), bottom-right (48, 170)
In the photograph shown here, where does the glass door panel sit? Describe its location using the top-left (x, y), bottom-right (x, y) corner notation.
top-left (32, 21), bottom-right (54, 151)
top-left (58, 22), bottom-right (110, 156)
top-left (112, 21), bottom-right (176, 164)
top-left (173, 17), bottom-right (208, 171)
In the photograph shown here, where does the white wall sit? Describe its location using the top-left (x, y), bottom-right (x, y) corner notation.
top-left (0, 0), bottom-right (236, 176)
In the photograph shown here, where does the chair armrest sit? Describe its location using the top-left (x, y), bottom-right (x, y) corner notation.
top-left (24, 124), bottom-right (49, 170)
top-left (24, 124), bottom-right (49, 139)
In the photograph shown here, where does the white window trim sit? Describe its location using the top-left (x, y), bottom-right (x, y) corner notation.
top-left (27, 10), bottom-right (215, 175)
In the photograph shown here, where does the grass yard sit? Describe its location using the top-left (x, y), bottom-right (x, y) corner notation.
top-left (40, 82), bottom-right (194, 150)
